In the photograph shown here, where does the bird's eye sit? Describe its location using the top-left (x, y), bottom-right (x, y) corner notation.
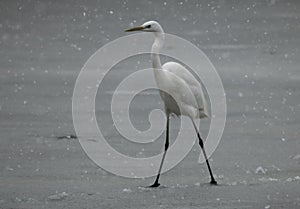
top-left (145, 25), bottom-right (151, 29)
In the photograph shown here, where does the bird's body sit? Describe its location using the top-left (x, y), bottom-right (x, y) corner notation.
top-left (126, 21), bottom-right (217, 187)
top-left (143, 20), bottom-right (208, 119)
top-left (159, 61), bottom-right (208, 118)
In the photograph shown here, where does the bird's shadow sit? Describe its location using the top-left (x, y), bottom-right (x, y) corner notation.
top-left (138, 182), bottom-right (223, 190)
top-left (138, 185), bottom-right (168, 190)
top-left (199, 182), bottom-right (224, 187)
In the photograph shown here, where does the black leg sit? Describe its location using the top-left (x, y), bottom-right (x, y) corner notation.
top-left (191, 119), bottom-right (217, 185)
top-left (149, 114), bottom-right (170, 187)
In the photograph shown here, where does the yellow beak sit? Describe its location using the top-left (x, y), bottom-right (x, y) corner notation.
top-left (125, 26), bottom-right (145, 32)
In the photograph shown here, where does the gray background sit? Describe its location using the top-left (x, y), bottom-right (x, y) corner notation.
top-left (0, 0), bottom-right (299, 208)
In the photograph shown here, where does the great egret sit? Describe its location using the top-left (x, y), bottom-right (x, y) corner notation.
top-left (125, 21), bottom-right (217, 187)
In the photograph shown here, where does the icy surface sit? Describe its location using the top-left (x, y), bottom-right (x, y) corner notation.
top-left (0, 0), bottom-right (299, 208)
top-left (47, 192), bottom-right (69, 201)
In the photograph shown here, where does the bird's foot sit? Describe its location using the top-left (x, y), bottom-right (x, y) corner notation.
top-left (210, 179), bottom-right (218, 185)
top-left (148, 182), bottom-right (160, 188)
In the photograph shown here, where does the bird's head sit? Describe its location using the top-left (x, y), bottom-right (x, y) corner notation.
top-left (125, 21), bottom-right (163, 33)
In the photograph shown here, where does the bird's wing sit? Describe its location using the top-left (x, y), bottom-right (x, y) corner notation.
top-left (162, 61), bottom-right (208, 117)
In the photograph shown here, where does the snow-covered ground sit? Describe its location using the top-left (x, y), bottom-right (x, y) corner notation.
top-left (0, 0), bottom-right (299, 208)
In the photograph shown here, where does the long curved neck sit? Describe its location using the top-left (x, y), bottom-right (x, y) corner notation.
top-left (151, 32), bottom-right (165, 69)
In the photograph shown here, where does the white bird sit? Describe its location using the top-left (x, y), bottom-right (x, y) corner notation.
top-left (125, 21), bottom-right (217, 187)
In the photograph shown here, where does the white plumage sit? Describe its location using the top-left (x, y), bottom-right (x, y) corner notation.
top-left (126, 21), bottom-right (217, 187)
top-left (161, 61), bottom-right (208, 118)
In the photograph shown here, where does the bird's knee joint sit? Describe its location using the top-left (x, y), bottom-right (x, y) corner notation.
top-left (198, 139), bottom-right (204, 149)
top-left (165, 142), bottom-right (169, 151)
